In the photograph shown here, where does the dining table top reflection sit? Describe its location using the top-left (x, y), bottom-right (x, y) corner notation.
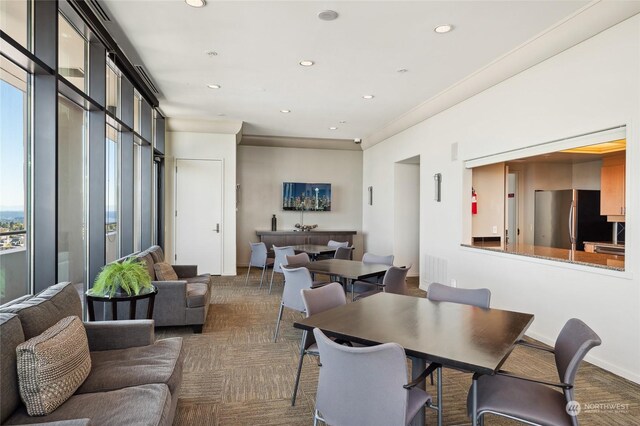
top-left (288, 258), bottom-right (391, 281)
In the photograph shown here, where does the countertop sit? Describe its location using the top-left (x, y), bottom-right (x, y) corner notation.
top-left (256, 230), bottom-right (357, 235)
top-left (463, 243), bottom-right (625, 271)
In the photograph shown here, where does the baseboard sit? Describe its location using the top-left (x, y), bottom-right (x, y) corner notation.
top-left (526, 330), bottom-right (640, 384)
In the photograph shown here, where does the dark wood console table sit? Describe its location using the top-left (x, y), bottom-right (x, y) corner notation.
top-left (256, 230), bottom-right (357, 249)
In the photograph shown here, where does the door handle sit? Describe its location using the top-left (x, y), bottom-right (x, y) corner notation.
top-left (568, 201), bottom-right (575, 244)
top-left (214, 223), bottom-right (220, 233)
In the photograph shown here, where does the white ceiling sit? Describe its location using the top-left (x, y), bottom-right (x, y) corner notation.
top-left (99, 1), bottom-right (637, 148)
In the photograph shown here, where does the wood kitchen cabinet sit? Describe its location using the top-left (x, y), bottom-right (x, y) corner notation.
top-left (600, 153), bottom-right (625, 218)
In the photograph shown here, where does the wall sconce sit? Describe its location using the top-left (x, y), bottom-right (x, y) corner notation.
top-left (433, 173), bottom-right (442, 202)
top-left (368, 186), bottom-right (373, 205)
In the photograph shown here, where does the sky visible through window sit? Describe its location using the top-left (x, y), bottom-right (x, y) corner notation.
top-left (0, 79), bottom-right (26, 250)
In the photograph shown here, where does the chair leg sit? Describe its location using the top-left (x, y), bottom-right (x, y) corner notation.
top-left (245, 265), bottom-right (252, 285)
top-left (291, 331), bottom-right (307, 406)
top-left (269, 269), bottom-right (276, 294)
top-left (273, 303), bottom-right (284, 342)
top-left (259, 265), bottom-right (267, 289)
top-left (313, 409), bottom-right (319, 426)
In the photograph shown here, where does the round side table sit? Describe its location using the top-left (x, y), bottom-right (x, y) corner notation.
top-left (86, 285), bottom-right (158, 321)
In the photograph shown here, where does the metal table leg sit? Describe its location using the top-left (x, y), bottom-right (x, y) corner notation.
top-left (410, 357), bottom-right (426, 426)
top-left (437, 366), bottom-right (443, 426)
top-left (471, 374), bottom-right (478, 425)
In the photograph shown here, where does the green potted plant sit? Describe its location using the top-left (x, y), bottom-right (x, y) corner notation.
top-left (89, 258), bottom-right (153, 297)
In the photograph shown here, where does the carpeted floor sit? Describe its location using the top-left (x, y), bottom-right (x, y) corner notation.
top-left (156, 269), bottom-right (640, 425)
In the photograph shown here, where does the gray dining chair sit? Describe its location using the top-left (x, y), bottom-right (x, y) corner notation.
top-left (291, 282), bottom-right (346, 406)
top-left (286, 252), bottom-right (310, 265)
top-left (273, 266), bottom-right (314, 342)
top-left (286, 253), bottom-right (328, 287)
top-left (360, 252), bottom-right (395, 285)
top-left (333, 246), bottom-right (353, 260)
top-left (327, 240), bottom-right (349, 248)
top-left (245, 242), bottom-right (274, 288)
top-left (427, 282), bottom-right (491, 308)
top-left (423, 282), bottom-right (492, 385)
top-left (312, 327), bottom-right (433, 426)
top-left (468, 318), bottom-right (601, 426)
top-left (353, 265), bottom-right (411, 300)
top-left (269, 245), bottom-right (295, 294)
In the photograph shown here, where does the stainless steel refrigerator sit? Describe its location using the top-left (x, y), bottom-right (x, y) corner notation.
top-left (534, 189), bottom-right (611, 251)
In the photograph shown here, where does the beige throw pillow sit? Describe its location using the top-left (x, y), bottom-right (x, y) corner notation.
top-left (154, 262), bottom-right (179, 281)
top-left (16, 316), bottom-right (91, 416)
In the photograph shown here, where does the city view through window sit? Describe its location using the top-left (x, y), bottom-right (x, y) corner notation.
top-left (0, 76), bottom-right (27, 252)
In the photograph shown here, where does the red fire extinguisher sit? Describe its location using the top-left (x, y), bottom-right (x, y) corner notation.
top-left (472, 188), bottom-right (478, 215)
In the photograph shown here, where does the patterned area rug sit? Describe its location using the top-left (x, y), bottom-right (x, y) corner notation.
top-left (156, 270), bottom-right (640, 425)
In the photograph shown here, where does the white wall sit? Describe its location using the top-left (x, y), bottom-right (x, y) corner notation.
top-left (165, 131), bottom-right (237, 276)
top-left (236, 145), bottom-right (362, 265)
top-left (363, 16), bottom-right (640, 382)
top-left (393, 162), bottom-right (420, 276)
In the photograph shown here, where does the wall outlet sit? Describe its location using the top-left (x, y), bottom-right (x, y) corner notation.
top-left (450, 278), bottom-right (457, 288)
top-left (492, 225), bottom-right (498, 234)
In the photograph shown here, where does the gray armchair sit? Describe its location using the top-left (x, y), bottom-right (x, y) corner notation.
top-left (127, 245), bottom-right (212, 333)
top-left (468, 318), bottom-right (601, 426)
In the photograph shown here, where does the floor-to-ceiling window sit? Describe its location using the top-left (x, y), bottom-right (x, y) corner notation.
top-left (133, 138), bottom-right (142, 252)
top-left (58, 13), bottom-right (87, 92)
top-left (57, 97), bottom-right (87, 288)
top-left (106, 125), bottom-right (120, 263)
top-left (0, 0), bottom-right (163, 302)
top-left (0, 61), bottom-right (31, 304)
top-left (0, 0), bottom-right (30, 50)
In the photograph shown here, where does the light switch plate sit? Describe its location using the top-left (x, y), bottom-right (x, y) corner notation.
top-left (492, 225), bottom-right (498, 234)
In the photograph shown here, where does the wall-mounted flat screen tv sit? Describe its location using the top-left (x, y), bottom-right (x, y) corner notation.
top-left (283, 182), bottom-right (331, 211)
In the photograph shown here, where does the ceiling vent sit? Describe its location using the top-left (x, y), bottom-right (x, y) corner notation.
top-left (134, 65), bottom-right (160, 94)
top-left (87, 0), bottom-right (111, 22)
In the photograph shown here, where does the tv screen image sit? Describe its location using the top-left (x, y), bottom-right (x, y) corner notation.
top-left (283, 182), bottom-right (331, 211)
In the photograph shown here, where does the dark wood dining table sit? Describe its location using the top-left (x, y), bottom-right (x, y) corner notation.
top-left (290, 259), bottom-right (392, 299)
top-left (294, 292), bottom-right (534, 426)
top-left (290, 244), bottom-right (337, 260)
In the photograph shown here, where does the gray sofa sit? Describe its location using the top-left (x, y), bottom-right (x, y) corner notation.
top-left (0, 282), bottom-right (184, 426)
top-left (131, 246), bottom-right (212, 333)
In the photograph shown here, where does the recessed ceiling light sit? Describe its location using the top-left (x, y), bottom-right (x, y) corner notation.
top-left (207, 84), bottom-right (221, 89)
top-left (329, 127), bottom-right (338, 130)
top-left (318, 10), bottom-right (339, 21)
top-left (299, 60), bottom-right (315, 67)
top-left (362, 95), bottom-right (375, 99)
top-left (434, 24), bottom-right (454, 34)
top-left (280, 109), bottom-right (291, 113)
top-left (185, 0), bottom-right (206, 7)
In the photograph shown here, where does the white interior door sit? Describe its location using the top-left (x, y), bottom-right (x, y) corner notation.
top-left (175, 159), bottom-right (222, 274)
